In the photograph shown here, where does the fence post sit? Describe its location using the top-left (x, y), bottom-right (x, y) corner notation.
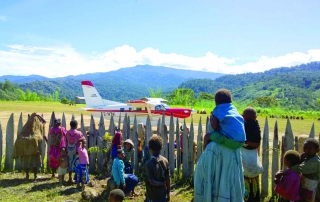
top-left (283, 119), bottom-right (294, 153)
top-left (80, 114), bottom-right (88, 149)
top-left (109, 113), bottom-right (115, 137)
top-left (133, 115), bottom-right (139, 172)
top-left (97, 113), bottom-right (105, 172)
top-left (188, 119), bottom-right (194, 175)
top-left (118, 114), bottom-right (122, 132)
top-left (126, 116), bottom-right (131, 139)
top-left (15, 112), bottom-right (24, 171)
top-left (169, 114), bottom-right (175, 175)
top-left (271, 120), bottom-right (279, 197)
top-left (182, 120), bottom-right (189, 178)
top-left (5, 113), bottom-right (14, 171)
top-left (62, 113), bottom-right (67, 129)
top-left (176, 118), bottom-right (181, 175)
top-left (205, 116), bottom-right (209, 134)
top-left (71, 114), bottom-right (75, 121)
top-left (89, 114), bottom-right (97, 173)
top-left (0, 121), bottom-right (2, 171)
top-left (47, 112), bottom-right (55, 171)
top-left (41, 114), bottom-right (46, 172)
top-left (123, 114), bottom-right (127, 139)
top-left (145, 115), bottom-right (152, 146)
top-left (161, 114), bottom-right (167, 158)
top-left (197, 117), bottom-right (203, 162)
top-left (280, 136), bottom-right (285, 170)
top-left (309, 123), bottom-right (315, 138)
top-left (261, 117), bottom-right (269, 198)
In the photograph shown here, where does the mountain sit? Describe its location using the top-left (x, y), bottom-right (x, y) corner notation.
top-left (179, 62), bottom-right (320, 110)
top-left (14, 65), bottom-right (224, 102)
top-left (0, 75), bottom-right (50, 84)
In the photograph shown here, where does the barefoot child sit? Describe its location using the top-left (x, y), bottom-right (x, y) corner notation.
top-left (58, 147), bottom-right (68, 186)
top-left (291, 138), bottom-right (320, 202)
top-left (74, 140), bottom-right (89, 190)
top-left (274, 150), bottom-right (301, 202)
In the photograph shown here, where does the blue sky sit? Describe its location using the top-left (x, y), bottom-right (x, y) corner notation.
top-left (0, 0), bottom-right (320, 77)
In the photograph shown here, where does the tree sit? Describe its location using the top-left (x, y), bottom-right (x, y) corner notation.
top-left (167, 88), bottom-right (195, 105)
top-left (60, 97), bottom-right (70, 104)
top-left (148, 87), bottom-right (162, 98)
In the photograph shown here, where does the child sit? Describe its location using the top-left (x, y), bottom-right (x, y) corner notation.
top-left (274, 150), bottom-right (301, 202)
top-left (112, 149), bottom-right (139, 197)
top-left (74, 140), bottom-right (89, 190)
top-left (123, 139), bottom-right (135, 174)
top-left (58, 147), bottom-right (68, 187)
top-left (291, 138), bottom-right (320, 202)
top-left (144, 135), bottom-right (170, 202)
top-left (203, 89), bottom-right (246, 149)
top-left (241, 107), bottom-right (262, 202)
top-left (108, 189), bottom-right (125, 202)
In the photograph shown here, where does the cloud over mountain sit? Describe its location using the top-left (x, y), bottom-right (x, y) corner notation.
top-left (0, 44), bottom-right (319, 77)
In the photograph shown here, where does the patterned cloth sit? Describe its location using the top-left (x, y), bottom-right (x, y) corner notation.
top-left (49, 126), bottom-right (66, 169)
top-left (74, 164), bottom-right (89, 184)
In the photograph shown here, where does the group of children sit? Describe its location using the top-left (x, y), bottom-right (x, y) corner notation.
top-left (54, 120), bottom-right (90, 190)
top-left (274, 139), bottom-right (320, 202)
top-left (110, 134), bottom-right (170, 202)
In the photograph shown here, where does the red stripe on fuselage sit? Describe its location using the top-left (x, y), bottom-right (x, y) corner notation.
top-left (87, 109), bottom-right (192, 118)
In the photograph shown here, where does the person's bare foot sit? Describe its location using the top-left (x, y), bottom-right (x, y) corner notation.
top-left (26, 174), bottom-right (29, 180)
top-left (68, 178), bottom-right (73, 183)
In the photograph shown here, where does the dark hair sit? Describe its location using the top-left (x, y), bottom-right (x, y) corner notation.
top-left (70, 120), bottom-right (78, 129)
top-left (149, 135), bottom-right (163, 152)
top-left (54, 118), bottom-right (61, 125)
top-left (109, 189), bottom-right (125, 201)
top-left (215, 89), bottom-right (232, 104)
top-left (117, 149), bottom-right (124, 154)
top-left (284, 150), bottom-right (300, 166)
top-left (304, 138), bottom-right (320, 149)
top-left (60, 147), bottom-right (67, 152)
top-left (243, 107), bottom-right (257, 120)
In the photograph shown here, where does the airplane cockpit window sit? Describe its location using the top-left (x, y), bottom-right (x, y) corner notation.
top-left (162, 104), bottom-right (170, 109)
top-left (155, 104), bottom-right (169, 110)
top-left (155, 105), bottom-right (162, 111)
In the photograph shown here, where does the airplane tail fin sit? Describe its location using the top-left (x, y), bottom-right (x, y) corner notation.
top-left (81, 81), bottom-right (105, 108)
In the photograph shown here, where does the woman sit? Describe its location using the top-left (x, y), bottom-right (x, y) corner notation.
top-left (46, 118), bottom-right (66, 178)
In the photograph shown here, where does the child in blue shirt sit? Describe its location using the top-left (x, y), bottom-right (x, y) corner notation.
top-left (204, 89), bottom-right (246, 149)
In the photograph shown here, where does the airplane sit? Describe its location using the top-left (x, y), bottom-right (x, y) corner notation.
top-left (81, 80), bottom-right (195, 126)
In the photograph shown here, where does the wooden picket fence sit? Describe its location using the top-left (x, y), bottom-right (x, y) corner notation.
top-left (0, 112), bottom-right (318, 199)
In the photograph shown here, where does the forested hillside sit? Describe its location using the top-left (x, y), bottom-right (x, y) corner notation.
top-left (179, 62), bottom-right (320, 110)
top-left (1, 65), bottom-right (223, 102)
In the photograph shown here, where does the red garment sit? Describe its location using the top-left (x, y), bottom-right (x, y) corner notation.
top-left (275, 168), bottom-right (301, 201)
top-left (112, 132), bottom-right (122, 146)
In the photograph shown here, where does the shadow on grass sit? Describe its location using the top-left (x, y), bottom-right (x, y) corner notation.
top-left (0, 177), bottom-right (50, 188)
top-left (26, 182), bottom-right (59, 192)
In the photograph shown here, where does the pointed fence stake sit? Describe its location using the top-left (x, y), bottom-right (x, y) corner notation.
top-left (271, 120), bottom-right (279, 197)
top-left (261, 117), bottom-right (269, 198)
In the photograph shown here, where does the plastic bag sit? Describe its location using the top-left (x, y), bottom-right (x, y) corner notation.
top-left (241, 147), bottom-right (263, 178)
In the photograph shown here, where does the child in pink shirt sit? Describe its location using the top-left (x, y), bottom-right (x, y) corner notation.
top-left (74, 139), bottom-right (89, 190)
top-left (274, 150), bottom-right (301, 202)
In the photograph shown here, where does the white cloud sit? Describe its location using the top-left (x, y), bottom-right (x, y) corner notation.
top-left (0, 16), bottom-right (7, 22)
top-left (0, 44), bottom-right (319, 78)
